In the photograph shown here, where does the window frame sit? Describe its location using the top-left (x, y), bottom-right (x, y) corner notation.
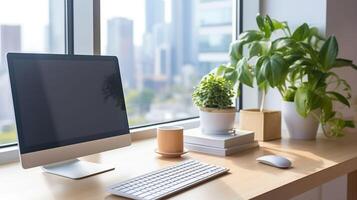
top-left (0, 0), bottom-right (247, 163)
top-left (0, 0), bottom-right (69, 149)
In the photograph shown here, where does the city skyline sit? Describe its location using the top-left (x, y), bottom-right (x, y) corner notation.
top-left (103, 0), bottom-right (232, 88)
top-left (107, 17), bottom-right (136, 88)
top-left (0, 0), bottom-right (53, 53)
top-left (0, 0), bottom-right (233, 134)
top-left (101, 0), bottom-right (232, 125)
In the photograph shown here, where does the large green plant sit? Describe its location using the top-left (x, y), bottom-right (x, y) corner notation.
top-left (192, 74), bottom-right (234, 109)
top-left (213, 14), bottom-right (357, 137)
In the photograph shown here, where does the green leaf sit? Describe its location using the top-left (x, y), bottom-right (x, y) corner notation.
top-left (321, 96), bottom-right (333, 121)
top-left (292, 23), bottom-right (310, 41)
top-left (212, 64), bottom-right (227, 76)
top-left (294, 86), bottom-right (310, 117)
top-left (319, 36), bottom-right (338, 70)
top-left (327, 91), bottom-right (350, 107)
top-left (230, 31), bottom-right (265, 65)
top-left (271, 19), bottom-right (286, 30)
top-left (261, 54), bottom-right (288, 87)
top-left (248, 42), bottom-right (263, 58)
top-left (294, 85), bottom-right (320, 117)
top-left (283, 88), bottom-right (296, 102)
top-left (284, 53), bottom-right (304, 66)
top-left (225, 70), bottom-right (238, 85)
top-left (239, 30), bottom-right (265, 43)
top-left (265, 15), bottom-right (275, 31)
top-left (307, 70), bottom-right (327, 90)
top-left (299, 42), bottom-right (319, 62)
top-left (344, 120), bottom-right (355, 128)
top-left (236, 57), bottom-right (253, 87)
top-left (288, 65), bottom-right (302, 84)
top-left (309, 27), bottom-right (325, 41)
top-left (218, 66), bottom-right (238, 85)
top-left (331, 58), bottom-right (356, 68)
top-left (229, 41), bottom-right (243, 66)
top-left (258, 81), bottom-right (269, 93)
top-left (255, 56), bottom-right (266, 86)
top-left (263, 20), bottom-right (272, 38)
top-left (272, 38), bottom-right (295, 50)
top-left (256, 15), bottom-right (265, 32)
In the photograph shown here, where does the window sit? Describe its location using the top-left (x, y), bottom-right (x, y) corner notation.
top-left (0, 0), bottom-right (65, 146)
top-left (0, 0), bottom-right (237, 148)
top-left (199, 1), bottom-right (232, 26)
top-left (199, 34), bottom-right (232, 53)
top-left (101, 0), bottom-right (233, 127)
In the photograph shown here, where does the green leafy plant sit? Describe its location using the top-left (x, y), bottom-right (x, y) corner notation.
top-left (192, 74), bottom-right (234, 109)
top-left (212, 14), bottom-right (357, 137)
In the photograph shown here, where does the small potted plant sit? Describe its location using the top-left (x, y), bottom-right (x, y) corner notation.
top-left (192, 74), bottom-right (235, 134)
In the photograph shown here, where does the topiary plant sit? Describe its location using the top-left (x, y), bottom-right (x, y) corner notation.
top-left (192, 74), bottom-right (234, 109)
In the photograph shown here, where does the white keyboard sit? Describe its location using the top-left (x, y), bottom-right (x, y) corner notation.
top-left (106, 160), bottom-right (229, 200)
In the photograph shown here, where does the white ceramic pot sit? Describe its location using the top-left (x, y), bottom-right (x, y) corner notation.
top-left (199, 107), bottom-right (236, 135)
top-left (282, 101), bottom-right (320, 140)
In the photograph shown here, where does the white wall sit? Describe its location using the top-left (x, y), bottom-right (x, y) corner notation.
top-left (326, 0), bottom-right (357, 120)
top-left (260, 0), bottom-right (326, 31)
top-left (259, 0), bottom-right (327, 111)
top-left (258, 0), bottom-right (357, 199)
top-left (259, 0), bottom-right (357, 118)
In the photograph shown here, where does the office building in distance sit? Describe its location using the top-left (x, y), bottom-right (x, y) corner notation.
top-left (107, 17), bottom-right (135, 89)
top-left (197, 0), bottom-right (232, 77)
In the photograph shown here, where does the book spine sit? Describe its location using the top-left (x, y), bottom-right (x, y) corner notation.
top-left (225, 134), bottom-right (255, 148)
top-left (185, 132), bottom-right (255, 148)
top-left (184, 143), bottom-right (224, 156)
top-left (184, 137), bottom-right (224, 148)
top-left (184, 141), bottom-right (259, 157)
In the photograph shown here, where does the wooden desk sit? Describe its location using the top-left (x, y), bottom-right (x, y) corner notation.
top-left (1, 130), bottom-right (357, 200)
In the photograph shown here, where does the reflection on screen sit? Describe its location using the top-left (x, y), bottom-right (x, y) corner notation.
top-left (10, 56), bottom-right (129, 153)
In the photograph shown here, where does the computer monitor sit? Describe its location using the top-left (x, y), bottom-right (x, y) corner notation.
top-left (7, 53), bottom-right (131, 179)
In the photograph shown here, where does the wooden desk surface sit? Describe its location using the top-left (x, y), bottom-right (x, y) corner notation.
top-left (1, 129), bottom-right (357, 200)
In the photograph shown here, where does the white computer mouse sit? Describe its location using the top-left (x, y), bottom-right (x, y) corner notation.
top-left (256, 155), bottom-right (292, 169)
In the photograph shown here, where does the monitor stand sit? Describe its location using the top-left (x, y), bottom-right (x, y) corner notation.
top-left (42, 159), bottom-right (114, 179)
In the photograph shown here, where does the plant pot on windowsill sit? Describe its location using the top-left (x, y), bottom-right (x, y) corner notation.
top-left (239, 109), bottom-right (281, 141)
top-left (199, 107), bottom-right (236, 134)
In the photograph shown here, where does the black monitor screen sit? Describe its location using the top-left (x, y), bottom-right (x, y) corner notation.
top-left (7, 53), bottom-right (129, 154)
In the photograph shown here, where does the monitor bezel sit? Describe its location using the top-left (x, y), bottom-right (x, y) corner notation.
top-left (7, 53), bottom-right (130, 156)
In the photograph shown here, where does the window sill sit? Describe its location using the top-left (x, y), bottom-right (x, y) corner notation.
top-left (0, 118), bottom-right (200, 165)
top-left (0, 145), bottom-right (19, 165)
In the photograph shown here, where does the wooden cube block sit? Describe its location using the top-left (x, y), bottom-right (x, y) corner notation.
top-left (239, 109), bottom-right (281, 141)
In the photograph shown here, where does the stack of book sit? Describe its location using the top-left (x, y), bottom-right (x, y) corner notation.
top-left (184, 128), bottom-right (258, 156)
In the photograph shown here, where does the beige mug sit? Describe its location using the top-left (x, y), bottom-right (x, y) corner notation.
top-left (157, 126), bottom-right (184, 153)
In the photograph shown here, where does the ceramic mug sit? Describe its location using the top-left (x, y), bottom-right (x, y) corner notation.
top-left (157, 126), bottom-right (184, 153)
